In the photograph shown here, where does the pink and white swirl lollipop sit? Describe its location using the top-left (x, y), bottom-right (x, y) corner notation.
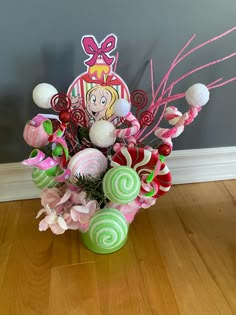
top-left (68, 148), bottom-right (108, 182)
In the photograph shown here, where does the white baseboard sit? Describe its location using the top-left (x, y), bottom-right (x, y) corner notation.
top-left (167, 146), bottom-right (236, 185)
top-left (0, 147), bottom-right (236, 202)
top-left (0, 163), bottom-right (40, 202)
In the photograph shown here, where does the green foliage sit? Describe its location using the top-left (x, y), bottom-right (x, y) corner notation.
top-left (75, 172), bottom-right (107, 206)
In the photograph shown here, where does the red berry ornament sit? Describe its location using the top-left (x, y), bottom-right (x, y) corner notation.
top-left (59, 111), bottom-right (71, 123)
top-left (158, 143), bottom-right (172, 156)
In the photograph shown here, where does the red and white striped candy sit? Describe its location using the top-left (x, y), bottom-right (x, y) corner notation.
top-left (115, 112), bottom-right (140, 138)
top-left (111, 147), bottom-right (157, 177)
top-left (154, 125), bottom-right (184, 148)
top-left (152, 163), bottom-right (172, 198)
top-left (155, 106), bottom-right (201, 147)
top-left (164, 106), bottom-right (182, 125)
top-left (111, 147), bottom-right (172, 198)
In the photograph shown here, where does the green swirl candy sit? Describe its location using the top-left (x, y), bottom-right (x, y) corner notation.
top-left (103, 166), bottom-right (141, 204)
top-left (81, 208), bottom-right (129, 254)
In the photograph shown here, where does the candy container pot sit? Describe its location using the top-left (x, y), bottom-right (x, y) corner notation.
top-left (81, 208), bottom-right (129, 254)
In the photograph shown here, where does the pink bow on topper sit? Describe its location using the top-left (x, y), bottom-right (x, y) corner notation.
top-left (82, 34), bottom-right (117, 67)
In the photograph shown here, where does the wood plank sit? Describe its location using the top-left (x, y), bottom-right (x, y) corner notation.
top-left (49, 262), bottom-right (100, 315)
top-left (93, 239), bottom-right (153, 314)
top-left (0, 199), bottom-right (53, 315)
top-left (0, 181), bottom-right (236, 314)
top-left (224, 179), bottom-right (236, 200)
top-left (130, 209), bottom-right (180, 314)
top-left (0, 201), bottom-right (20, 288)
top-left (148, 183), bottom-right (234, 314)
top-left (51, 230), bottom-right (82, 267)
top-left (173, 181), bottom-right (236, 312)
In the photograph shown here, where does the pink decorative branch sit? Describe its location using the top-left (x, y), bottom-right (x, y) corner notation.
top-left (161, 51), bottom-right (236, 99)
top-left (136, 27), bottom-right (236, 143)
top-left (138, 77), bottom-right (236, 143)
top-left (138, 35), bottom-right (197, 139)
top-left (150, 59), bottom-right (155, 101)
top-left (113, 52), bottom-right (119, 72)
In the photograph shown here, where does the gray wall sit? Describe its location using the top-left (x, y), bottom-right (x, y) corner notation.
top-left (1, 0), bottom-right (236, 163)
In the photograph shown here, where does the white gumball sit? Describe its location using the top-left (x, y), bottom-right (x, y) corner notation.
top-left (185, 83), bottom-right (210, 107)
top-left (32, 83), bottom-right (58, 109)
top-left (89, 121), bottom-right (116, 148)
top-left (113, 98), bottom-right (131, 117)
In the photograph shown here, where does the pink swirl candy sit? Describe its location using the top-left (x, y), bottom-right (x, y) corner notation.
top-left (68, 148), bottom-right (108, 182)
top-left (23, 115), bottom-right (49, 148)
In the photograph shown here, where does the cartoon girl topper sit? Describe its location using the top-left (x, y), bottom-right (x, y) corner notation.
top-left (67, 34), bottom-right (130, 126)
top-left (86, 84), bottom-right (119, 121)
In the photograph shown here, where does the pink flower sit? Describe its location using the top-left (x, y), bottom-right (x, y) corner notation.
top-left (63, 212), bottom-right (90, 232)
top-left (36, 205), bottom-right (68, 235)
top-left (40, 187), bottom-right (75, 214)
top-left (37, 186), bottom-right (99, 233)
top-left (70, 200), bottom-right (97, 225)
top-left (70, 190), bottom-right (87, 205)
top-left (107, 194), bottom-right (156, 224)
top-left (107, 200), bottom-right (140, 223)
top-left (41, 187), bottom-right (64, 209)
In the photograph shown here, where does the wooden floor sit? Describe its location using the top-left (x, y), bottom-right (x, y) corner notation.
top-left (0, 180), bottom-right (236, 315)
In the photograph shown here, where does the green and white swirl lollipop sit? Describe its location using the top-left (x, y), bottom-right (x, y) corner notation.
top-left (81, 208), bottom-right (129, 254)
top-left (103, 166), bottom-right (141, 204)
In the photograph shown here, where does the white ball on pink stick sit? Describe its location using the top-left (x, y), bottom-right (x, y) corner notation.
top-left (185, 83), bottom-right (210, 107)
top-left (113, 98), bottom-right (131, 117)
top-left (32, 83), bottom-right (58, 109)
top-left (89, 121), bottom-right (116, 148)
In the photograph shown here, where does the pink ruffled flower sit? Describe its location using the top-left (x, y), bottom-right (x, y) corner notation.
top-left (70, 200), bottom-right (98, 231)
top-left (37, 185), bottom-right (99, 233)
top-left (40, 187), bottom-right (62, 209)
top-left (36, 205), bottom-right (68, 235)
top-left (40, 186), bottom-right (86, 215)
top-left (63, 212), bottom-right (89, 232)
top-left (108, 195), bottom-right (156, 224)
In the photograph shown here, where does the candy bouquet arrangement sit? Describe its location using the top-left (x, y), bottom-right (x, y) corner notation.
top-left (22, 28), bottom-right (236, 253)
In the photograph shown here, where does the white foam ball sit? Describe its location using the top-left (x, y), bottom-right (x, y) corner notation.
top-left (185, 83), bottom-right (210, 107)
top-left (89, 121), bottom-right (116, 148)
top-left (32, 83), bottom-right (58, 109)
top-left (113, 98), bottom-right (131, 117)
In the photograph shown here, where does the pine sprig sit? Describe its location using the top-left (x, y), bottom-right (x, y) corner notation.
top-left (75, 171), bottom-right (108, 206)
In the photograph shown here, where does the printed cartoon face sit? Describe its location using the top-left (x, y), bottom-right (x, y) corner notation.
top-left (86, 85), bottom-right (119, 121)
